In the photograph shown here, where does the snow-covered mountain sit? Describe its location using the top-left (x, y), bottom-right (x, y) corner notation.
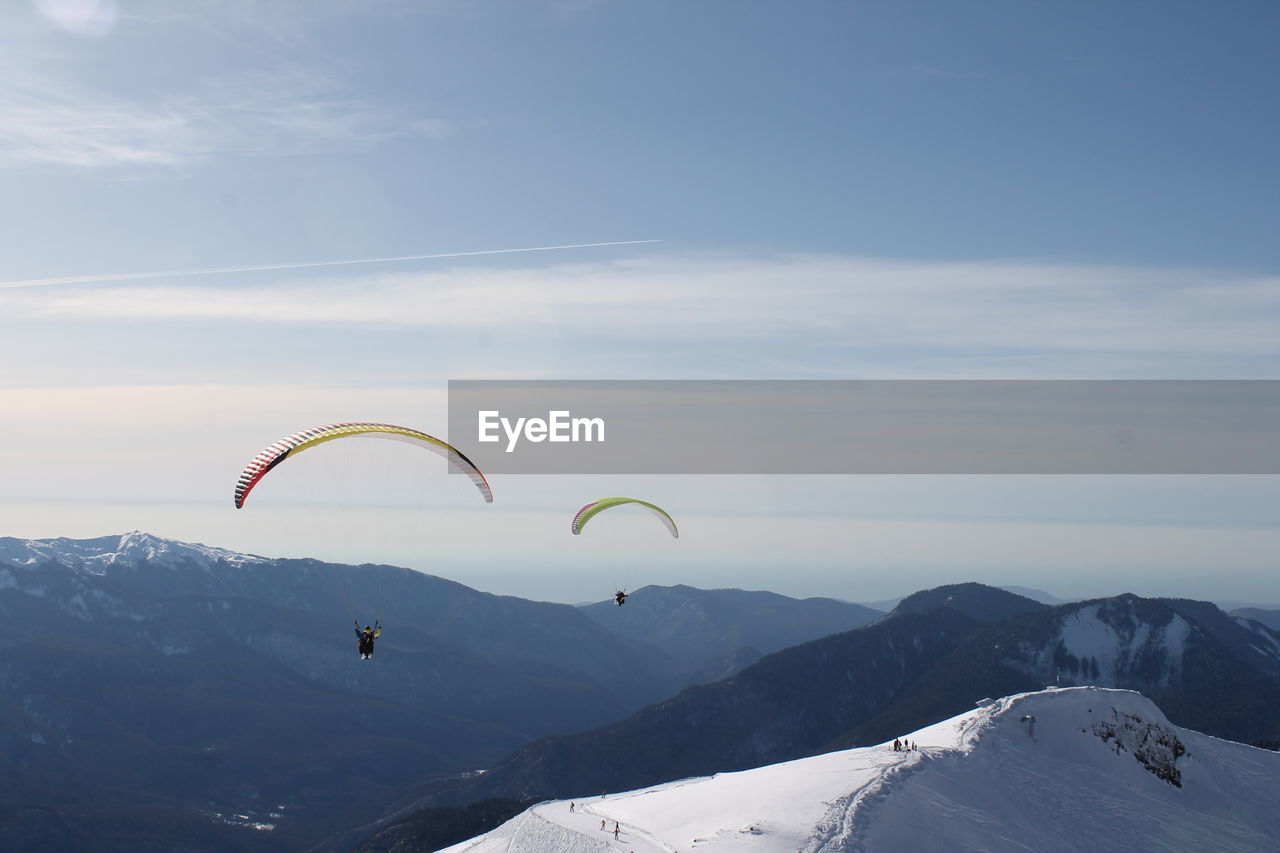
top-left (841, 591), bottom-right (1280, 751)
top-left (0, 529), bottom-right (264, 608)
top-left (438, 687), bottom-right (1280, 853)
top-left (0, 530), bottom-right (268, 572)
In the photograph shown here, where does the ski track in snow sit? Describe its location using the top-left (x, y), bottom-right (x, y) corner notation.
top-left (801, 749), bottom-right (924, 853)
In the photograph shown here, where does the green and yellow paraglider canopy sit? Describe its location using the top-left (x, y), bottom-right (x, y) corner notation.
top-left (234, 422), bottom-right (492, 508)
top-left (570, 497), bottom-right (677, 538)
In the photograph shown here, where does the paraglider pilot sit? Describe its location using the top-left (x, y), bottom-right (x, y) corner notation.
top-left (356, 620), bottom-right (382, 659)
top-left (614, 590), bottom-right (627, 606)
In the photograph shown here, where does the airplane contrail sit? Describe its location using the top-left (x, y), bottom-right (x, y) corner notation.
top-left (0, 239), bottom-right (661, 289)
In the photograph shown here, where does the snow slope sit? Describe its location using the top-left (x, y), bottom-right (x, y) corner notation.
top-left (441, 687), bottom-right (1280, 852)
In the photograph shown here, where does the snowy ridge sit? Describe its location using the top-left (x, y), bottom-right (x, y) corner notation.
top-left (442, 688), bottom-right (1280, 852)
top-left (0, 531), bottom-right (270, 573)
top-left (0, 532), bottom-right (273, 621)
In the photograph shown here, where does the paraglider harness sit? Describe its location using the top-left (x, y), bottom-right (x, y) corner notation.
top-left (614, 590), bottom-right (627, 606)
top-left (356, 619), bottom-right (381, 659)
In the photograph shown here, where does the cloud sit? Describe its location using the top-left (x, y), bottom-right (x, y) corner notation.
top-left (119, 0), bottom-right (465, 44)
top-left (8, 253), bottom-right (1280, 371)
top-left (33, 0), bottom-right (119, 39)
top-left (0, 59), bottom-right (454, 170)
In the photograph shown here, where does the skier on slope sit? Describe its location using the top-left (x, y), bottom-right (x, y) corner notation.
top-left (355, 620), bottom-right (382, 660)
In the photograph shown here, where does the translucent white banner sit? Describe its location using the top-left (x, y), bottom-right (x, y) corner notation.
top-left (447, 381), bottom-right (1280, 474)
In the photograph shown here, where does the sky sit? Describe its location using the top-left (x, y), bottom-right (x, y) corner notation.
top-left (1, 0), bottom-right (1277, 606)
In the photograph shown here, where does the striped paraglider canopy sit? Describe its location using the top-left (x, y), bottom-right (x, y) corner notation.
top-left (234, 422), bottom-right (492, 508)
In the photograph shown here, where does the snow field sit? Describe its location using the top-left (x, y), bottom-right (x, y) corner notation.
top-left (442, 688), bottom-right (1280, 852)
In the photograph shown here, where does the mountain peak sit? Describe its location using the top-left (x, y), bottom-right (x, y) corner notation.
top-left (115, 530), bottom-right (169, 560)
top-left (889, 581), bottom-right (1048, 623)
top-left (0, 531), bottom-right (270, 573)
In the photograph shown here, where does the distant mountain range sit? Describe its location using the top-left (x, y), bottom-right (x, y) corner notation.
top-left (1231, 607), bottom-right (1280, 631)
top-left (859, 584), bottom-right (1065, 611)
top-left (832, 593), bottom-right (1280, 751)
top-left (428, 687), bottom-right (1280, 853)
top-left (373, 582), bottom-right (1280, 850)
top-left (0, 532), bottom-right (886, 851)
top-left (579, 584), bottom-right (882, 682)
